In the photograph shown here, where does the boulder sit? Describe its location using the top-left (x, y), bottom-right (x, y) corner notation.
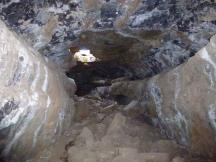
top-left (110, 35), bottom-right (216, 160)
top-left (0, 20), bottom-right (75, 161)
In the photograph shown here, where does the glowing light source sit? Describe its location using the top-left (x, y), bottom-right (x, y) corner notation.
top-left (74, 49), bottom-right (96, 63)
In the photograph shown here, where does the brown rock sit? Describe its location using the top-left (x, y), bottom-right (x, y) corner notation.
top-left (0, 20), bottom-right (75, 161)
top-left (107, 113), bottom-right (126, 134)
top-left (171, 156), bottom-right (185, 162)
top-left (108, 35), bottom-right (216, 160)
top-left (139, 153), bottom-right (170, 162)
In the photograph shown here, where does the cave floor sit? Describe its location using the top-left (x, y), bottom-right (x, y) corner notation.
top-left (34, 99), bottom-right (184, 162)
top-left (31, 96), bottom-right (206, 162)
top-left (31, 62), bottom-right (209, 162)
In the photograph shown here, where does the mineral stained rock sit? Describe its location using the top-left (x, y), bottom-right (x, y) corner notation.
top-left (1, 0), bottom-right (216, 161)
top-left (1, 0), bottom-right (216, 77)
top-left (0, 20), bottom-right (75, 161)
top-left (110, 35), bottom-right (216, 160)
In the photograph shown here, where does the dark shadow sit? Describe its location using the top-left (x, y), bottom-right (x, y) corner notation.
top-left (66, 61), bottom-right (133, 96)
top-left (113, 95), bottom-right (132, 105)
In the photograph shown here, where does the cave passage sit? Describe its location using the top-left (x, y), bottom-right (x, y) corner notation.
top-left (66, 60), bottom-right (134, 96)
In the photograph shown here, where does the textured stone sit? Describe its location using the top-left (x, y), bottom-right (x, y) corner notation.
top-left (139, 153), bottom-right (170, 162)
top-left (0, 20), bottom-right (75, 161)
top-left (109, 35), bottom-right (216, 160)
top-left (107, 113), bottom-right (126, 134)
top-left (1, 0), bottom-right (216, 78)
top-left (0, 1), bottom-right (216, 161)
top-left (76, 127), bottom-right (95, 148)
top-left (171, 156), bottom-right (185, 162)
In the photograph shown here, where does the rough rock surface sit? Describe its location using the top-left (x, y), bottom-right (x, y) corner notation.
top-left (0, 20), bottom-right (75, 161)
top-left (1, 0), bottom-right (216, 77)
top-left (33, 97), bottom-right (192, 162)
top-left (0, 1), bottom-right (216, 161)
top-left (109, 35), bottom-right (216, 160)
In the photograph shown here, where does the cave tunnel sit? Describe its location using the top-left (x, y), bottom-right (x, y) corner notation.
top-left (0, 0), bottom-right (216, 162)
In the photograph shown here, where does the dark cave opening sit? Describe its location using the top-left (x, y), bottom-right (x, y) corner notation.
top-left (64, 29), bottom-right (195, 98)
top-left (66, 61), bottom-right (134, 96)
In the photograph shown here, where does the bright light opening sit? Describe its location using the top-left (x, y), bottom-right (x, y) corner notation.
top-left (73, 49), bottom-right (97, 63)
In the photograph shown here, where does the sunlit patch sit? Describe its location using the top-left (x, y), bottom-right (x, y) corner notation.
top-left (73, 49), bottom-right (96, 63)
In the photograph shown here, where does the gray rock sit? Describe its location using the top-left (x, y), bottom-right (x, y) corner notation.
top-left (108, 35), bottom-right (216, 160)
top-left (1, 0), bottom-right (216, 78)
top-left (0, 20), bottom-right (75, 161)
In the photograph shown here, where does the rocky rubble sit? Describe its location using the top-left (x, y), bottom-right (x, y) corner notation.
top-left (31, 95), bottom-right (193, 162)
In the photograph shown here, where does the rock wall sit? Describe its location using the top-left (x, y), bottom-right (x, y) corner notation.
top-left (0, 20), bottom-right (75, 161)
top-left (110, 35), bottom-right (216, 160)
top-left (0, 0), bottom-right (216, 160)
top-left (1, 0), bottom-right (216, 77)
